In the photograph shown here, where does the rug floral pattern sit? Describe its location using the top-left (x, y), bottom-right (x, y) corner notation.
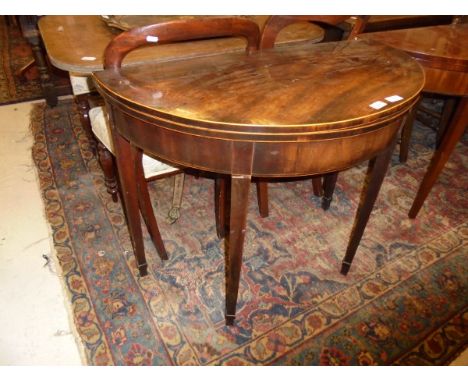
top-left (31, 100), bottom-right (467, 365)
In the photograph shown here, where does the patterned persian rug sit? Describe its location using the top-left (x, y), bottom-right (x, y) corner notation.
top-left (0, 16), bottom-right (43, 105)
top-left (31, 99), bottom-right (467, 365)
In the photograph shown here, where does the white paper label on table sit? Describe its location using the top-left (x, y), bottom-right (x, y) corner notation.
top-left (369, 101), bottom-right (388, 110)
top-left (146, 36), bottom-right (159, 43)
top-left (385, 95), bottom-right (404, 103)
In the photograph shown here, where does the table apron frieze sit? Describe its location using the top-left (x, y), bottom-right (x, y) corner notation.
top-left (110, 106), bottom-right (403, 177)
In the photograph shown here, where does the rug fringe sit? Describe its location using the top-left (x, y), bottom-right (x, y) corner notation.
top-left (29, 101), bottom-right (89, 365)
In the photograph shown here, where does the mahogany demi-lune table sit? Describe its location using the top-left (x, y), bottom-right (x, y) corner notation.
top-left (93, 38), bottom-right (424, 325)
top-left (364, 24), bottom-right (468, 218)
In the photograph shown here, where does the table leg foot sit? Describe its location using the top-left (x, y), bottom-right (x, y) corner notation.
top-left (225, 314), bottom-right (236, 326)
top-left (138, 263), bottom-right (148, 277)
top-left (322, 197), bottom-right (332, 211)
top-left (321, 172), bottom-right (338, 211)
top-left (340, 261), bottom-right (351, 276)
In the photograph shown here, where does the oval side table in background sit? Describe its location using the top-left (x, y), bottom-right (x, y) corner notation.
top-left (364, 24), bottom-right (468, 218)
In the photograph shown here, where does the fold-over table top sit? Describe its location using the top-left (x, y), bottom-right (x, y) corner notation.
top-left (94, 39), bottom-right (424, 133)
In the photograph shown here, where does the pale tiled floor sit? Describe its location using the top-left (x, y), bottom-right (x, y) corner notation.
top-left (0, 100), bottom-right (82, 365)
top-left (0, 99), bottom-right (465, 366)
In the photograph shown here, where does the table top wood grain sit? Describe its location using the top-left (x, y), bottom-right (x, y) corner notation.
top-left (38, 15), bottom-right (325, 74)
top-left (362, 24), bottom-right (468, 72)
top-left (94, 38), bottom-right (424, 133)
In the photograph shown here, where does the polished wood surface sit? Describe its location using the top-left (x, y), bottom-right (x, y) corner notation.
top-left (258, 15), bottom-right (369, 214)
top-left (364, 25), bottom-right (468, 70)
top-left (104, 17), bottom-right (259, 69)
top-left (93, 19), bottom-right (424, 324)
top-left (364, 24), bottom-right (468, 218)
top-left (364, 24), bottom-right (468, 95)
top-left (38, 15), bottom-right (325, 74)
top-left (361, 15), bottom-right (453, 33)
top-left (95, 40), bottom-right (422, 143)
top-left (259, 15), bottom-right (367, 49)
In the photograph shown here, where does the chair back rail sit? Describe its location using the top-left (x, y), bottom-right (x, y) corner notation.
top-left (104, 17), bottom-right (261, 69)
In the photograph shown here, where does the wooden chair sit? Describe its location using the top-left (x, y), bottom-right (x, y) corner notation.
top-left (89, 105), bottom-right (185, 223)
top-left (256, 16), bottom-right (369, 217)
top-left (95, 17), bottom-right (261, 263)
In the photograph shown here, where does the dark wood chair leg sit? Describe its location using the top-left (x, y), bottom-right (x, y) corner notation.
top-left (215, 177), bottom-right (227, 239)
top-left (409, 98), bottom-right (467, 219)
top-left (341, 135), bottom-right (399, 275)
top-left (75, 94), bottom-right (96, 151)
top-left (18, 16), bottom-right (58, 107)
top-left (96, 142), bottom-right (119, 202)
top-left (134, 149), bottom-right (168, 261)
top-left (111, 131), bottom-right (148, 277)
top-left (225, 175), bottom-right (251, 325)
top-left (321, 172), bottom-right (339, 210)
top-left (256, 180), bottom-right (269, 218)
top-left (312, 176), bottom-right (323, 197)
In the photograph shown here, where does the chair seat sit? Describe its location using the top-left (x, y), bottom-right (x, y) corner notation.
top-left (69, 73), bottom-right (95, 96)
top-left (89, 106), bottom-right (179, 178)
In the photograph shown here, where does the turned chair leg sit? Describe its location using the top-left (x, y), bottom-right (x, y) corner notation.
top-left (18, 15), bottom-right (58, 107)
top-left (96, 142), bottom-right (119, 202)
top-left (75, 94), bottom-right (96, 152)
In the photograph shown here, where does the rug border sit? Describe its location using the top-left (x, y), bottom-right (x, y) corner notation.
top-left (30, 101), bottom-right (92, 365)
top-left (29, 100), bottom-right (468, 366)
